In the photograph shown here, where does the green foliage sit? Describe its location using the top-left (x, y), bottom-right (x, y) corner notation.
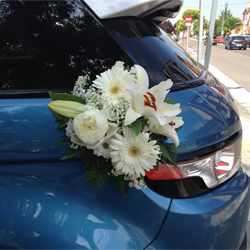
top-left (48, 91), bottom-right (86, 104)
top-left (115, 176), bottom-right (129, 199)
top-left (129, 119), bottom-right (142, 136)
top-left (83, 149), bottom-right (113, 188)
top-left (193, 16), bottom-right (209, 35)
top-left (175, 8), bottom-right (200, 33)
top-left (151, 131), bottom-right (179, 168)
top-left (217, 26), bottom-right (228, 36)
top-left (215, 3), bottom-right (239, 35)
top-left (214, 19), bottom-right (222, 36)
top-left (165, 143), bottom-right (179, 168)
top-left (219, 2), bottom-right (233, 20)
top-left (165, 96), bottom-right (176, 104)
top-left (224, 16), bottom-right (242, 31)
top-left (49, 108), bottom-right (70, 130)
top-left (156, 142), bottom-right (173, 163)
top-left (61, 147), bottom-right (83, 160)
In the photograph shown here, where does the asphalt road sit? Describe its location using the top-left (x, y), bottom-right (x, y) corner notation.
top-left (188, 39), bottom-right (250, 92)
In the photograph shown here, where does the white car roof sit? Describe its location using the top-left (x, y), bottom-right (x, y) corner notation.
top-left (84, 0), bottom-right (182, 20)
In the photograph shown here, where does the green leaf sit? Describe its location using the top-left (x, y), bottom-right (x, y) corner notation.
top-left (57, 137), bottom-right (70, 146)
top-left (175, 125), bottom-right (183, 133)
top-left (164, 96), bottom-right (176, 104)
top-left (48, 91), bottom-right (86, 105)
top-left (129, 119), bottom-right (142, 136)
top-left (165, 143), bottom-right (179, 168)
top-left (57, 117), bottom-right (70, 130)
top-left (61, 148), bottom-right (82, 160)
top-left (157, 142), bottom-right (173, 163)
top-left (49, 108), bottom-right (69, 129)
top-left (115, 176), bottom-right (129, 199)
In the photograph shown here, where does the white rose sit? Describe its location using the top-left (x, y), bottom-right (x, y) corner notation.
top-left (73, 109), bottom-right (109, 145)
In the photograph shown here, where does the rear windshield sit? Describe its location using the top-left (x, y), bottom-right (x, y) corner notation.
top-left (232, 36), bottom-right (245, 40)
top-left (104, 18), bottom-right (203, 84)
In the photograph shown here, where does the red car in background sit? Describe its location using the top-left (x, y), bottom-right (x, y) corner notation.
top-left (204, 35), bottom-right (218, 45)
top-left (218, 36), bottom-right (225, 43)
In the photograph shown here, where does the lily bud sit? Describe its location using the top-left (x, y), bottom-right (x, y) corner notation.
top-left (47, 100), bottom-right (84, 118)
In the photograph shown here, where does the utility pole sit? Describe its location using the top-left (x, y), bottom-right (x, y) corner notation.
top-left (197, 0), bottom-right (204, 64)
top-left (221, 2), bottom-right (226, 35)
top-left (204, 0), bottom-right (218, 70)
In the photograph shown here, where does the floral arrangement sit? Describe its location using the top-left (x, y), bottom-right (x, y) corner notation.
top-left (47, 61), bottom-right (183, 198)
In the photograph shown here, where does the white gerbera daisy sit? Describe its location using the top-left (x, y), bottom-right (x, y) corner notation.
top-left (109, 127), bottom-right (160, 178)
top-left (92, 65), bottom-right (134, 105)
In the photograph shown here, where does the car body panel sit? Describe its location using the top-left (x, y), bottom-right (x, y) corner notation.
top-left (0, 1), bottom-right (250, 249)
top-left (0, 161), bottom-right (171, 249)
top-left (84, 0), bottom-right (183, 19)
top-left (146, 170), bottom-right (250, 249)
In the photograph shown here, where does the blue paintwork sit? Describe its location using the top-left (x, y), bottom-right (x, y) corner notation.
top-left (0, 98), bottom-right (68, 162)
top-left (146, 170), bottom-right (250, 249)
top-left (0, 161), bottom-right (170, 249)
top-left (168, 72), bottom-right (241, 155)
top-left (0, 80), bottom-right (237, 162)
top-left (0, 71), bottom-right (247, 249)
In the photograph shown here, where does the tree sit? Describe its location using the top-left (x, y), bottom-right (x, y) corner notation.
top-left (175, 8), bottom-right (199, 33)
top-left (193, 16), bottom-right (209, 35)
top-left (224, 16), bottom-right (242, 31)
top-left (159, 20), bottom-right (175, 34)
top-left (214, 19), bottom-right (222, 35)
top-left (217, 26), bottom-right (228, 36)
top-left (219, 2), bottom-right (233, 20)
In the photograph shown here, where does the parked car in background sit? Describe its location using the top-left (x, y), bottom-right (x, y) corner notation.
top-left (204, 35), bottom-right (218, 45)
top-left (218, 36), bottom-right (225, 43)
top-left (225, 35), bottom-right (247, 50)
top-left (245, 36), bottom-right (250, 48)
top-left (0, 0), bottom-right (249, 249)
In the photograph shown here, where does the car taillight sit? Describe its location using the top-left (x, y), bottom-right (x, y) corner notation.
top-left (231, 40), bottom-right (235, 43)
top-left (244, 40), bottom-right (247, 43)
top-left (146, 138), bottom-right (241, 188)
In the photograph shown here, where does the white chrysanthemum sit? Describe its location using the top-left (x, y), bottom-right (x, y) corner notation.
top-left (109, 127), bottom-right (160, 178)
top-left (93, 138), bottom-right (113, 159)
top-left (92, 65), bottom-right (134, 105)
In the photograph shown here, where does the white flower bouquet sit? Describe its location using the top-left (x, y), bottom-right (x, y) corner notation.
top-left (48, 61), bottom-right (183, 198)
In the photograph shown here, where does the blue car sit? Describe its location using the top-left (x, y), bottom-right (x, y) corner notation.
top-left (0, 0), bottom-right (249, 249)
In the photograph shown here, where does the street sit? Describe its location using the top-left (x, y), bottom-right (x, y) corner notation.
top-left (188, 39), bottom-right (250, 93)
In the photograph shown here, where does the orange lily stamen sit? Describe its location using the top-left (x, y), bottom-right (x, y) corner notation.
top-left (169, 121), bottom-right (176, 126)
top-left (143, 92), bottom-right (157, 111)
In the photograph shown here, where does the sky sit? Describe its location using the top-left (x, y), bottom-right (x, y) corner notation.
top-left (170, 0), bottom-right (250, 24)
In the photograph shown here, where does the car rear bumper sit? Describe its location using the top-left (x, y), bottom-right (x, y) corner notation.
top-left (146, 170), bottom-right (250, 249)
top-left (231, 44), bottom-right (246, 49)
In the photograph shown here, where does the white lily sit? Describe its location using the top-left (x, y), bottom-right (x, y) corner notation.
top-left (125, 65), bottom-right (174, 126)
top-left (147, 116), bottom-right (184, 147)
